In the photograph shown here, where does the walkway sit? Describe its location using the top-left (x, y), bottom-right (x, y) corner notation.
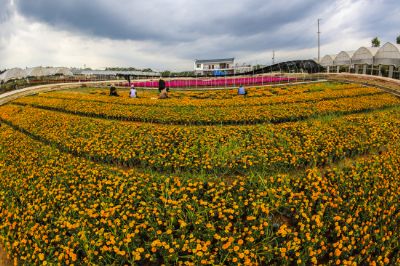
top-left (0, 80), bottom-right (120, 106)
top-left (321, 73), bottom-right (400, 97)
top-left (1, 74), bottom-right (400, 106)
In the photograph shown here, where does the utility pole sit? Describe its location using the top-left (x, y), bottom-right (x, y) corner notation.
top-left (317, 19), bottom-right (321, 63)
top-left (272, 50), bottom-right (275, 65)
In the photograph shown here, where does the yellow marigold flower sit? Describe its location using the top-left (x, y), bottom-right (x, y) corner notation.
top-left (222, 242), bottom-right (231, 250)
top-left (246, 216), bottom-right (256, 221)
top-left (311, 257), bottom-right (317, 264)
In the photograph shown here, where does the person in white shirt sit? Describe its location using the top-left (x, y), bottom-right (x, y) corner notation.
top-left (129, 85), bottom-right (137, 98)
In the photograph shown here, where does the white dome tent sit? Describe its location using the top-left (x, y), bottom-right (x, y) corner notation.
top-left (0, 68), bottom-right (26, 82)
top-left (0, 67), bottom-right (73, 83)
top-left (375, 42), bottom-right (400, 66)
top-left (374, 42), bottom-right (400, 78)
top-left (351, 47), bottom-right (379, 74)
top-left (333, 51), bottom-right (354, 72)
top-left (320, 55), bottom-right (336, 73)
top-left (321, 42), bottom-right (400, 78)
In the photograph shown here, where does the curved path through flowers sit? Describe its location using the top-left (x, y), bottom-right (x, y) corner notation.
top-left (1, 74), bottom-right (399, 107)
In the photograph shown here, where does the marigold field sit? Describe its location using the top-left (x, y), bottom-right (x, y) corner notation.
top-left (0, 82), bottom-right (399, 265)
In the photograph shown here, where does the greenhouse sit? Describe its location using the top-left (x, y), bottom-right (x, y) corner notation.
top-left (351, 47), bottom-right (379, 74)
top-left (321, 42), bottom-right (400, 79)
top-left (320, 55), bottom-right (336, 72)
top-left (374, 42), bottom-right (400, 67)
top-left (0, 67), bottom-right (73, 83)
top-left (333, 51), bottom-right (354, 72)
top-left (373, 42), bottom-right (400, 78)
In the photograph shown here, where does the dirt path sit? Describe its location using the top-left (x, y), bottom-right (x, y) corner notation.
top-left (0, 80), bottom-right (120, 106)
top-left (0, 79), bottom-right (331, 105)
top-left (318, 73), bottom-right (400, 97)
top-left (0, 246), bottom-right (13, 266)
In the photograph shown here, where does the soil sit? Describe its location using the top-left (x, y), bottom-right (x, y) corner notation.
top-left (0, 246), bottom-right (13, 266)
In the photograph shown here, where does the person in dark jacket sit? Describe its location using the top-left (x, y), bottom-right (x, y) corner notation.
top-left (158, 79), bottom-right (166, 93)
top-left (109, 84), bottom-right (119, 96)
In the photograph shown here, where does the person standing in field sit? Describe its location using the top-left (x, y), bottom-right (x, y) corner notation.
top-left (158, 79), bottom-right (166, 93)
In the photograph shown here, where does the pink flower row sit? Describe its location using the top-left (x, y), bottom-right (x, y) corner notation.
top-left (121, 76), bottom-right (295, 88)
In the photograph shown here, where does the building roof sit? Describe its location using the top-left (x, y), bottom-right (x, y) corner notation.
top-left (375, 42), bottom-right (400, 58)
top-left (0, 67), bottom-right (73, 83)
top-left (337, 51), bottom-right (355, 58)
top-left (353, 46), bottom-right (379, 56)
top-left (77, 70), bottom-right (160, 76)
top-left (334, 51), bottom-right (355, 65)
top-left (195, 58), bottom-right (235, 64)
top-left (351, 47), bottom-right (379, 64)
top-left (320, 54), bottom-right (336, 66)
top-left (374, 42), bottom-right (400, 66)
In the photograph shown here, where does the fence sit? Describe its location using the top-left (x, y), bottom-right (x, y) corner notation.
top-left (324, 65), bottom-right (400, 80)
top-left (115, 74), bottom-right (324, 89)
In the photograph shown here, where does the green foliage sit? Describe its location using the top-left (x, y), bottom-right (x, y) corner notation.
top-left (106, 67), bottom-right (139, 71)
top-left (161, 70), bottom-right (171, 77)
top-left (371, 37), bottom-right (380, 47)
top-left (161, 70), bottom-right (195, 77)
top-left (396, 35), bottom-right (400, 45)
top-left (0, 79), bottom-right (29, 94)
top-left (106, 67), bottom-right (155, 72)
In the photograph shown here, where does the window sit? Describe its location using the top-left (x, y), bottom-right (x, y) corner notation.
top-left (197, 64), bottom-right (201, 68)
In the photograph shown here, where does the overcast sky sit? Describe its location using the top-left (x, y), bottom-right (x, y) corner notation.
top-left (0, 0), bottom-right (399, 71)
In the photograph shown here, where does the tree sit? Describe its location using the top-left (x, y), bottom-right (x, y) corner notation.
top-left (161, 71), bottom-right (171, 77)
top-left (371, 37), bottom-right (380, 47)
top-left (397, 35), bottom-right (400, 44)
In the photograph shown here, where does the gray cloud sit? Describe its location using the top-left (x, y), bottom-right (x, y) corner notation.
top-left (355, 0), bottom-right (400, 42)
top-left (14, 0), bottom-right (327, 48)
top-left (1, 0), bottom-right (400, 69)
top-left (0, 0), bottom-right (12, 22)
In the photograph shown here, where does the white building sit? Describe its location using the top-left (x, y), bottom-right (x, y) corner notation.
top-left (194, 58), bottom-right (235, 75)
